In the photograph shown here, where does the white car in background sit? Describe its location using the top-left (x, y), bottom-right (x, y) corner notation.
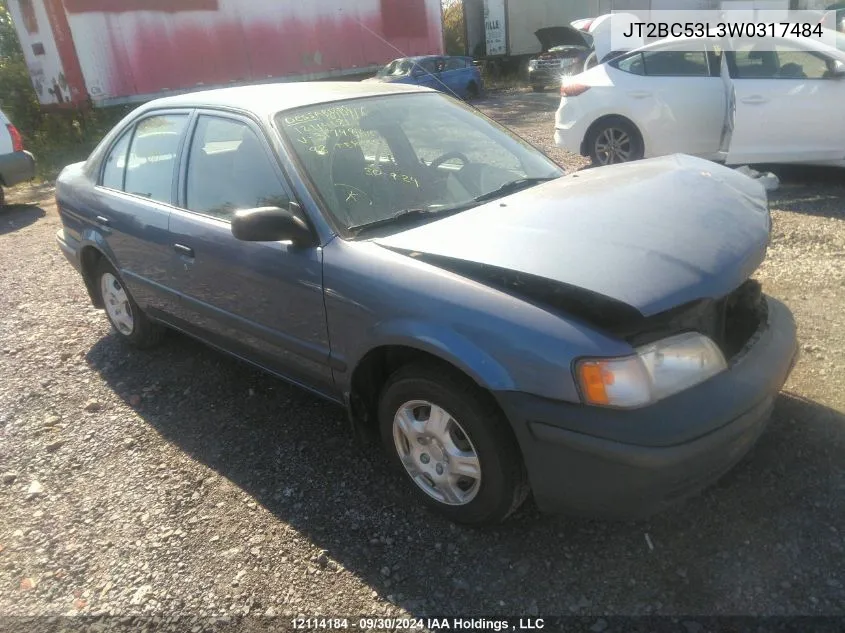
top-left (0, 108), bottom-right (35, 206)
top-left (555, 30), bottom-right (845, 166)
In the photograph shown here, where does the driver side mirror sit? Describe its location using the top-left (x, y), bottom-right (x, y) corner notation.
top-left (231, 203), bottom-right (315, 246)
top-left (831, 60), bottom-right (845, 78)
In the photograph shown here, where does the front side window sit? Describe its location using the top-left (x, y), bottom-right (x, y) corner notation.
top-left (277, 93), bottom-right (562, 235)
top-left (732, 42), bottom-right (835, 79)
top-left (123, 114), bottom-right (188, 204)
top-left (185, 116), bottom-right (289, 220)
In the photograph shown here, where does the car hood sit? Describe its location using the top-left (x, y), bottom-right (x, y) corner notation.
top-left (535, 26), bottom-right (592, 51)
top-left (373, 155), bottom-right (770, 319)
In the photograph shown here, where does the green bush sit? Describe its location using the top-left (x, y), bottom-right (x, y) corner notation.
top-left (443, 0), bottom-right (466, 56)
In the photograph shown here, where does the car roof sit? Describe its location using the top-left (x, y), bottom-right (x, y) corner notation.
top-left (138, 81), bottom-right (434, 118)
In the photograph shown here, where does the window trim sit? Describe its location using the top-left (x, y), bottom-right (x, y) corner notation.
top-left (176, 109), bottom-right (296, 224)
top-left (95, 108), bottom-right (194, 208)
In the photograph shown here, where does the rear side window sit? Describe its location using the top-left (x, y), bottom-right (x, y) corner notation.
top-left (101, 130), bottom-right (132, 190)
top-left (642, 50), bottom-right (709, 77)
top-left (444, 58), bottom-right (468, 71)
top-left (614, 49), bottom-right (710, 77)
top-left (185, 116), bottom-right (289, 221)
top-left (615, 52), bottom-right (645, 75)
top-left (123, 114), bottom-right (188, 204)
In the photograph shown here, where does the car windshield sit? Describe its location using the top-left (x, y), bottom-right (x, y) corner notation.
top-left (376, 60), bottom-right (411, 78)
top-left (276, 93), bottom-right (563, 236)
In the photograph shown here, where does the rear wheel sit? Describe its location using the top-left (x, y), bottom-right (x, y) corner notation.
top-left (466, 81), bottom-right (480, 100)
top-left (0, 186), bottom-right (5, 208)
top-left (587, 118), bottom-right (644, 166)
top-left (95, 258), bottom-right (164, 349)
top-left (378, 363), bottom-right (528, 525)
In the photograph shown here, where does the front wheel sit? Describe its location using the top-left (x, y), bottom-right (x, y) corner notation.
top-left (531, 84), bottom-right (546, 93)
top-left (378, 363), bottom-right (528, 525)
top-left (95, 258), bottom-right (164, 348)
top-left (587, 118), bottom-right (644, 166)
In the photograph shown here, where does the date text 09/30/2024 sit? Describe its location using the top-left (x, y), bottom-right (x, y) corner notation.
top-left (291, 617), bottom-right (546, 631)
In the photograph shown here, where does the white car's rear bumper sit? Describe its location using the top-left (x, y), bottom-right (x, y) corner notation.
top-left (554, 98), bottom-right (590, 156)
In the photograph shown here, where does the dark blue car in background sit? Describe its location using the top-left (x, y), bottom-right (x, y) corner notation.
top-left (365, 55), bottom-right (483, 99)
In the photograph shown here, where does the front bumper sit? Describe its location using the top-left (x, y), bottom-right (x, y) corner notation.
top-left (496, 296), bottom-right (798, 519)
top-left (528, 69), bottom-right (565, 87)
top-left (0, 150), bottom-right (36, 188)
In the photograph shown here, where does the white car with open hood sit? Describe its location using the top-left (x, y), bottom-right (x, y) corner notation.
top-left (555, 30), bottom-right (845, 166)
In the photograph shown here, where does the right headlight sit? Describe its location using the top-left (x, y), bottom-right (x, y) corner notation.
top-left (575, 332), bottom-right (727, 409)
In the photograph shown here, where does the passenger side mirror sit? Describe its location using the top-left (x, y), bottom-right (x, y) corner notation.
top-left (231, 203), bottom-right (314, 246)
top-left (831, 60), bottom-right (845, 78)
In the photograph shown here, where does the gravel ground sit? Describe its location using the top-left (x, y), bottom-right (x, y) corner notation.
top-left (1, 91), bottom-right (844, 629)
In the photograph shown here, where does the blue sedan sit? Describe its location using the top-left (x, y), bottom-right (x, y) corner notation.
top-left (56, 82), bottom-right (796, 525)
top-left (365, 55), bottom-right (483, 99)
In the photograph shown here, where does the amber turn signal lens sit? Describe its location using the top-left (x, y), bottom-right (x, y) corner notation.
top-left (577, 361), bottom-right (611, 405)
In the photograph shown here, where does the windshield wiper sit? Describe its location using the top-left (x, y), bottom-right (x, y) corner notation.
top-left (348, 208), bottom-right (440, 236)
top-left (472, 176), bottom-right (559, 204)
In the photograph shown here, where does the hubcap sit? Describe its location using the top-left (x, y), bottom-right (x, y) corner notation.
top-left (100, 272), bottom-right (134, 336)
top-left (392, 400), bottom-right (481, 506)
top-left (595, 127), bottom-right (633, 165)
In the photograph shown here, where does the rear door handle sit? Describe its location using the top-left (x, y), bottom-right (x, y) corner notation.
top-left (95, 215), bottom-right (110, 226)
top-left (173, 243), bottom-right (194, 257)
top-left (627, 90), bottom-right (652, 98)
top-left (740, 95), bottom-right (768, 105)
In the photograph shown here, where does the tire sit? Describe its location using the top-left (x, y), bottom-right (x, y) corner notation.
top-left (95, 258), bottom-right (165, 349)
top-left (378, 363), bottom-right (529, 525)
top-left (465, 81), bottom-right (480, 100)
top-left (587, 118), bottom-right (644, 166)
top-left (0, 186), bottom-right (5, 209)
top-left (531, 84), bottom-right (546, 93)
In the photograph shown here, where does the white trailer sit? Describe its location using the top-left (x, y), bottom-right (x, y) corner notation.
top-left (7, 0), bottom-right (444, 108)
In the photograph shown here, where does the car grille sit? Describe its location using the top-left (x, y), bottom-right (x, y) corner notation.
top-left (622, 280), bottom-right (767, 362)
top-left (536, 59), bottom-right (562, 70)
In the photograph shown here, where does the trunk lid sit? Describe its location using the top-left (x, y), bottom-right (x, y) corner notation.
top-left (534, 26), bottom-right (592, 51)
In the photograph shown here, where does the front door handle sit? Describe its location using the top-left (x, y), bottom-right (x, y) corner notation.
top-left (95, 215), bottom-right (110, 226)
top-left (740, 95), bottom-right (768, 105)
top-left (627, 90), bottom-right (652, 98)
top-left (173, 243), bottom-right (194, 257)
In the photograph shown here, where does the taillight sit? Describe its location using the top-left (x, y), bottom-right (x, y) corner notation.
top-left (7, 124), bottom-right (24, 152)
top-left (561, 84), bottom-right (590, 97)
